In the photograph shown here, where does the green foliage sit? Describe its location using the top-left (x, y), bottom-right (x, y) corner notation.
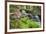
top-left (10, 17), bottom-right (40, 29)
top-left (10, 5), bottom-right (41, 15)
top-left (9, 5), bottom-right (41, 29)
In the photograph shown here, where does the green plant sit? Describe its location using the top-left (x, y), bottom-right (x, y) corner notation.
top-left (10, 16), bottom-right (40, 29)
